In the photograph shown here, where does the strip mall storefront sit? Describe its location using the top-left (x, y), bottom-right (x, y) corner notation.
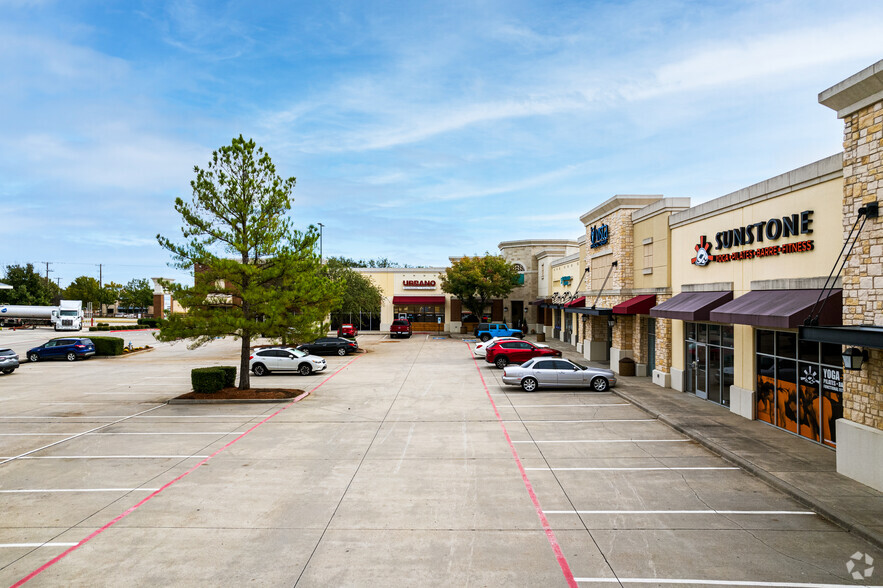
top-left (652, 154), bottom-right (846, 447)
top-left (356, 268), bottom-right (453, 333)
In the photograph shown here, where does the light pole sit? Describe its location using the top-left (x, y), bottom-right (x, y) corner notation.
top-left (318, 223), bottom-right (324, 264)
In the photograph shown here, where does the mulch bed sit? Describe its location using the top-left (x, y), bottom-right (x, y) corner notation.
top-left (173, 387), bottom-right (304, 401)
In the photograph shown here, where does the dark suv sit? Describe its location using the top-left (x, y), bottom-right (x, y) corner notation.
top-left (27, 338), bottom-right (96, 362)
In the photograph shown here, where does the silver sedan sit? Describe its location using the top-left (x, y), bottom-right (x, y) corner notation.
top-left (501, 357), bottom-right (616, 392)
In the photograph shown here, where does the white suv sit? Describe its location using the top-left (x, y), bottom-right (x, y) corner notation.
top-left (250, 347), bottom-right (327, 376)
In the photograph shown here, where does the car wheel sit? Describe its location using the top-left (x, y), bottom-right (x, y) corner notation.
top-left (591, 376), bottom-right (609, 392)
top-left (337, 347), bottom-right (346, 356)
top-left (66, 352), bottom-right (77, 362)
top-left (298, 364), bottom-right (312, 376)
top-left (28, 353), bottom-right (39, 362)
top-left (480, 334), bottom-right (491, 342)
top-left (521, 377), bottom-right (538, 392)
top-left (252, 363), bottom-right (269, 376)
top-left (2, 368), bottom-right (14, 374)
top-left (495, 356), bottom-right (509, 369)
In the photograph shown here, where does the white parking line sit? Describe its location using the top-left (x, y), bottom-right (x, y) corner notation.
top-left (0, 543), bottom-right (79, 548)
top-left (1, 415), bottom-right (267, 419)
top-left (0, 455), bottom-right (209, 459)
top-left (526, 466), bottom-right (739, 471)
top-left (0, 432), bottom-right (244, 436)
top-left (513, 439), bottom-right (690, 444)
top-left (573, 578), bottom-right (870, 587)
top-left (0, 404), bottom-right (166, 466)
top-left (548, 510), bottom-right (816, 515)
top-left (0, 488), bottom-right (160, 493)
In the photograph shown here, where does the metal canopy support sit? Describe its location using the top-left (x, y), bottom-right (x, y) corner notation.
top-left (591, 261), bottom-right (617, 310)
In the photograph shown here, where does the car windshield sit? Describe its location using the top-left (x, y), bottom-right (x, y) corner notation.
top-left (572, 362), bottom-right (587, 370)
top-left (60, 310), bottom-right (79, 316)
top-left (290, 349), bottom-right (307, 357)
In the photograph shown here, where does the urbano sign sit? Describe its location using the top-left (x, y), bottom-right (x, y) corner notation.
top-left (692, 210), bottom-right (815, 267)
top-left (590, 224), bottom-right (609, 249)
top-left (403, 280), bottom-right (436, 289)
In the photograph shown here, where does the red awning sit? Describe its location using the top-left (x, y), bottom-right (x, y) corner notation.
top-left (612, 294), bottom-right (657, 315)
top-left (565, 296), bottom-right (586, 308)
top-left (393, 296), bottom-right (446, 305)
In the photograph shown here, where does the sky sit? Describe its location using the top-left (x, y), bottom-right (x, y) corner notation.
top-left (1, 0), bottom-right (881, 288)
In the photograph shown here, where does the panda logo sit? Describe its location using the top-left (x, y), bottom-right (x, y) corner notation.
top-left (692, 236), bottom-right (713, 267)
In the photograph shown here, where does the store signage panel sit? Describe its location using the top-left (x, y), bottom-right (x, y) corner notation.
top-left (590, 224), bottom-right (609, 248)
top-left (692, 210), bottom-right (815, 267)
top-left (403, 280), bottom-right (437, 290)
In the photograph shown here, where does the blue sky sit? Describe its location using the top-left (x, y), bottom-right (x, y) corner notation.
top-left (1, 0), bottom-right (881, 287)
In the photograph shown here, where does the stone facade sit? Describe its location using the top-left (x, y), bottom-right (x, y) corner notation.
top-left (839, 102), bottom-right (883, 432)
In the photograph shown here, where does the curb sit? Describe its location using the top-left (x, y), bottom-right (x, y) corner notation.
top-left (612, 385), bottom-right (883, 551)
top-left (95, 348), bottom-right (155, 359)
top-left (168, 397), bottom-right (299, 404)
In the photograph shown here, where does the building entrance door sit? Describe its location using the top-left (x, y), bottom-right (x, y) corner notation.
top-left (686, 341), bottom-right (708, 399)
top-left (606, 322), bottom-right (612, 362)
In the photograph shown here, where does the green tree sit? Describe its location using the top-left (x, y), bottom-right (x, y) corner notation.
top-left (118, 279), bottom-right (153, 312)
top-left (0, 264), bottom-right (59, 305)
top-left (156, 135), bottom-right (339, 389)
top-left (440, 255), bottom-right (519, 320)
top-left (63, 276), bottom-right (104, 310)
top-left (325, 257), bottom-right (383, 315)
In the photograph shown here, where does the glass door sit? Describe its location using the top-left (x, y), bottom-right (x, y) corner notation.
top-left (687, 342), bottom-right (708, 399)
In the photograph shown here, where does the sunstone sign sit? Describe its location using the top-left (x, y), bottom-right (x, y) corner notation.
top-left (692, 210), bottom-right (815, 266)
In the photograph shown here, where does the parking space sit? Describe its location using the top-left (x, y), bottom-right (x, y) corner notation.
top-left (0, 331), bottom-right (879, 586)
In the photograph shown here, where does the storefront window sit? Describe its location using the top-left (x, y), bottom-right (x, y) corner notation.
top-left (755, 329), bottom-right (842, 447)
top-left (394, 305), bottom-right (444, 325)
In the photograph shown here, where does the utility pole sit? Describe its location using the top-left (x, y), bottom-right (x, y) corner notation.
top-left (318, 223), bottom-right (324, 264)
top-left (99, 264), bottom-right (103, 289)
top-left (43, 261), bottom-right (51, 283)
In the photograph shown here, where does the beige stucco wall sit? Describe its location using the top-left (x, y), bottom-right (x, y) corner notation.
top-left (357, 268), bottom-right (451, 330)
top-left (670, 179), bottom-right (843, 297)
top-left (668, 176), bottom-right (844, 390)
top-left (634, 212), bottom-right (673, 290)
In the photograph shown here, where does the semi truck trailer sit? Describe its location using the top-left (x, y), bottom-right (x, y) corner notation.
top-left (0, 300), bottom-right (84, 331)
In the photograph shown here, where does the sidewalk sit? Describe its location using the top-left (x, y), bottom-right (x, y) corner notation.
top-left (476, 333), bottom-right (883, 550)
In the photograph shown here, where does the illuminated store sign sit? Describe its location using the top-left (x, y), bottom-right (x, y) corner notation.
top-left (692, 210), bottom-right (815, 266)
top-left (590, 224), bottom-right (609, 248)
top-left (403, 280), bottom-right (436, 289)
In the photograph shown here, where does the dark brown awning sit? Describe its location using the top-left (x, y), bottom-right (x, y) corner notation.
top-left (709, 289), bottom-right (841, 328)
top-left (650, 291), bottom-right (732, 321)
top-left (529, 298), bottom-right (549, 306)
top-left (612, 294), bottom-right (656, 315)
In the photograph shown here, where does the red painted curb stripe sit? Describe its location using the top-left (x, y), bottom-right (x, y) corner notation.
top-left (466, 342), bottom-right (578, 588)
top-left (10, 354), bottom-right (361, 587)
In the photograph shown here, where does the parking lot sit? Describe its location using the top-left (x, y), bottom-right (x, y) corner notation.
top-left (0, 329), bottom-right (879, 586)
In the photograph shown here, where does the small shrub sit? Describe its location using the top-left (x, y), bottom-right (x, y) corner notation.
top-left (218, 366), bottom-right (237, 388)
top-left (90, 336), bottom-right (125, 356)
top-left (191, 367), bottom-right (225, 394)
top-left (137, 318), bottom-right (162, 328)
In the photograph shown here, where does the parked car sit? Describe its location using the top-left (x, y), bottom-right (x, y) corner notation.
top-left (472, 322), bottom-right (490, 337)
top-left (474, 336), bottom-right (547, 358)
top-left (485, 339), bottom-right (561, 368)
top-left (476, 323), bottom-right (523, 342)
top-left (502, 357), bottom-right (616, 392)
top-left (390, 319), bottom-right (412, 338)
top-left (250, 346), bottom-right (326, 376)
top-left (0, 348), bottom-right (19, 374)
top-left (27, 338), bottom-right (96, 362)
top-left (337, 323), bottom-right (358, 338)
top-left (297, 337), bottom-right (358, 356)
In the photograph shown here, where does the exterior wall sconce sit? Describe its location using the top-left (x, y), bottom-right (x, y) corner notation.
top-left (842, 347), bottom-right (869, 370)
top-left (607, 317), bottom-right (616, 328)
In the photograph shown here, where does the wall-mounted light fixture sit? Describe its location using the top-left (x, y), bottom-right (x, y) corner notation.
top-left (607, 317), bottom-right (616, 328)
top-left (842, 347), bottom-right (869, 370)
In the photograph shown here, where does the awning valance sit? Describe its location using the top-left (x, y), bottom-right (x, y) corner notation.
top-left (709, 289), bottom-right (841, 329)
top-left (650, 291), bottom-right (732, 321)
top-left (800, 325), bottom-right (883, 350)
top-left (565, 296), bottom-right (586, 308)
top-left (566, 307), bottom-right (612, 316)
top-left (612, 294), bottom-right (657, 315)
top-left (393, 296), bottom-right (446, 305)
top-left (529, 298), bottom-right (549, 306)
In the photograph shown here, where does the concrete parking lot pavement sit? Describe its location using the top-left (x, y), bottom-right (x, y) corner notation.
top-left (0, 330), bottom-right (880, 586)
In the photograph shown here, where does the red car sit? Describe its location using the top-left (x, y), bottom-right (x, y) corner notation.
top-left (485, 340), bottom-right (561, 368)
top-left (337, 323), bottom-right (358, 338)
top-left (390, 318), bottom-right (412, 338)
